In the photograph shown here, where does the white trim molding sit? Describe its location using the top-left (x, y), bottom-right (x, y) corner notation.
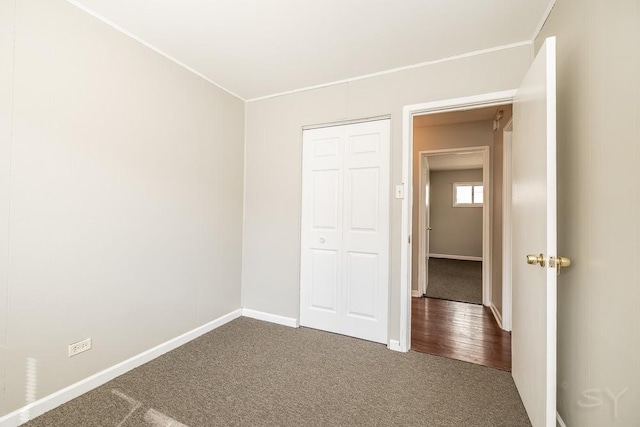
top-left (429, 253), bottom-right (483, 262)
top-left (501, 118), bottom-right (514, 332)
top-left (417, 153), bottom-right (429, 296)
top-left (246, 42), bottom-right (531, 103)
top-left (532, 0), bottom-right (557, 42)
top-left (0, 309), bottom-right (242, 427)
top-left (556, 411), bottom-right (567, 427)
top-left (413, 146), bottom-right (491, 307)
top-left (400, 90), bottom-right (516, 353)
top-left (64, 0), bottom-right (245, 101)
top-left (241, 308), bottom-right (299, 328)
top-left (302, 115), bottom-right (391, 131)
top-left (490, 302), bottom-right (503, 330)
top-left (416, 148), bottom-right (487, 298)
top-left (480, 147), bottom-right (492, 307)
top-left (411, 290), bottom-right (422, 298)
top-left (387, 340), bottom-right (403, 352)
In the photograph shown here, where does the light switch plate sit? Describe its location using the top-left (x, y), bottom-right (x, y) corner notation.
top-left (395, 184), bottom-right (404, 199)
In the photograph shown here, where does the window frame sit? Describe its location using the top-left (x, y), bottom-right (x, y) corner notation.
top-left (452, 181), bottom-right (484, 207)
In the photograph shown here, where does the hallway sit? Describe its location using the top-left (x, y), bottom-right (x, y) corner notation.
top-left (411, 297), bottom-right (511, 371)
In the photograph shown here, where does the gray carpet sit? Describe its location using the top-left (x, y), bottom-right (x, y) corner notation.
top-left (425, 258), bottom-right (483, 304)
top-left (25, 318), bottom-right (530, 426)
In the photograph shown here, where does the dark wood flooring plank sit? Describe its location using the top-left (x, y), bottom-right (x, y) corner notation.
top-left (411, 297), bottom-right (512, 371)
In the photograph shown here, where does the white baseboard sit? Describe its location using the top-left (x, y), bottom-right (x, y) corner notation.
top-left (429, 253), bottom-right (483, 262)
top-left (0, 309), bottom-right (242, 427)
top-left (411, 290), bottom-right (422, 297)
top-left (489, 302), bottom-right (504, 330)
top-left (557, 411), bottom-right (567, 427)
top-left (388, 339), bottom-right (404, 352)
top-left (241, 308), bottom-right (299, 328)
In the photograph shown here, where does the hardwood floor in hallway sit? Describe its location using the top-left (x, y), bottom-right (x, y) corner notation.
top-left (411, 297), bottom-right (512, 371)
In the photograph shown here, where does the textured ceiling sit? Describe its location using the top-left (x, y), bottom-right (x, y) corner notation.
top-left (68, 0), bottom-right (553, 100)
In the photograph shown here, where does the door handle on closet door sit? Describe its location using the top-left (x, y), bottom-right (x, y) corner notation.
top-left (319, 238), bottom-right (325, 244)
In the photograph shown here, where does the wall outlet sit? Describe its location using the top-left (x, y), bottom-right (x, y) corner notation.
top-left (68, 338), bottom-right (92, 357)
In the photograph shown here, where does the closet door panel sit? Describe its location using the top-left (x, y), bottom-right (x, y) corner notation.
top-left (301, 120), bottom-right (389, 344)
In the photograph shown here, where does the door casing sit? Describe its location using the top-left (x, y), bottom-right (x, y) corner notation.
top-left (501, 118), bottom-right (513, 332)
top-left (416, 147), bottom-right (490, 301)
top-left (399, 90), bottom-right (516, 352)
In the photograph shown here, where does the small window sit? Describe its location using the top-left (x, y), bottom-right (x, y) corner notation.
top-left (453, 182), bottom-right (483, 207)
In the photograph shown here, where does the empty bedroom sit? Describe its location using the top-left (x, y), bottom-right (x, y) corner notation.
top-left (1, 0), bottom-right (638, 426)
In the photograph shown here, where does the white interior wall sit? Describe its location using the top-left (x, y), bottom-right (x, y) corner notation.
top-left (0, 0), bottom-right (16, 410)
top-left (242, 44), bottom-right (531, 341)
top-left (0, 0), bottom-right (244, 416)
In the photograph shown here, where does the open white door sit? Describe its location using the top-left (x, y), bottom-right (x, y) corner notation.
top-left (511, 37), bottom-right (558, 427)
top-left (418, 156), bottom-right (431, 295)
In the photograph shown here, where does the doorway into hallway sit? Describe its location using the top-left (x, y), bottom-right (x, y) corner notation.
top-left (409, 105), bottom-right (512, 370)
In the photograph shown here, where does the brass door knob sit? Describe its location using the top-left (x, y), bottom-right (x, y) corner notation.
top-left (549, 256), bottom-right (572, 275)
top-left (526, 253), bottom-right (546, 267)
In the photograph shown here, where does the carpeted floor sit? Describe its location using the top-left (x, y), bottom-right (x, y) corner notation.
top-left (425, 258), bottom-right (483, 304)
top-left (25, 318), bottom-right (530, 426)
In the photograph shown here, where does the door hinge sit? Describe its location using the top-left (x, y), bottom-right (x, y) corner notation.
top-left (408, 235), bottom-right (411, 244)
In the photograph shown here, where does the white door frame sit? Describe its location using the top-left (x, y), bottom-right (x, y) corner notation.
top-left (417, 153), bottom-right (429, 296)
top-left (501, 118), bottom-right (514, 332)
top-left (417, 148), bottom-right (491, 300)
top-left (399, 90), bottom-right (516, 352)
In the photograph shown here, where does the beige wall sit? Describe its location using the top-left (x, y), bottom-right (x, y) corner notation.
top-left (0, 0), bottom-right (244, 416)
top-left (490, 105), bottom-right (512, 316)
top-left (429, 169), bottom-right (483, 257)
top-left (0, 0), bottom-right (15, 406)
top-left (537, 0), bottom-right (640, 425)
top-left (410, 120), bottom-right (494, 292)
top-left (243, 45), bottom-right (531, 340)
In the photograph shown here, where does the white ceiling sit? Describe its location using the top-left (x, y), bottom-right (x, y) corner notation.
top-left (69, 0), bottom-right (552, 100)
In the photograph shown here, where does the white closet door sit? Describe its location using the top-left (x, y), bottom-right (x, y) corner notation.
top-left (341, 121), bottom-right (389, 343)
top-left (300, 127), bottom-right (344, 335)
top-left (300, 119), bottom-right (389, 344)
